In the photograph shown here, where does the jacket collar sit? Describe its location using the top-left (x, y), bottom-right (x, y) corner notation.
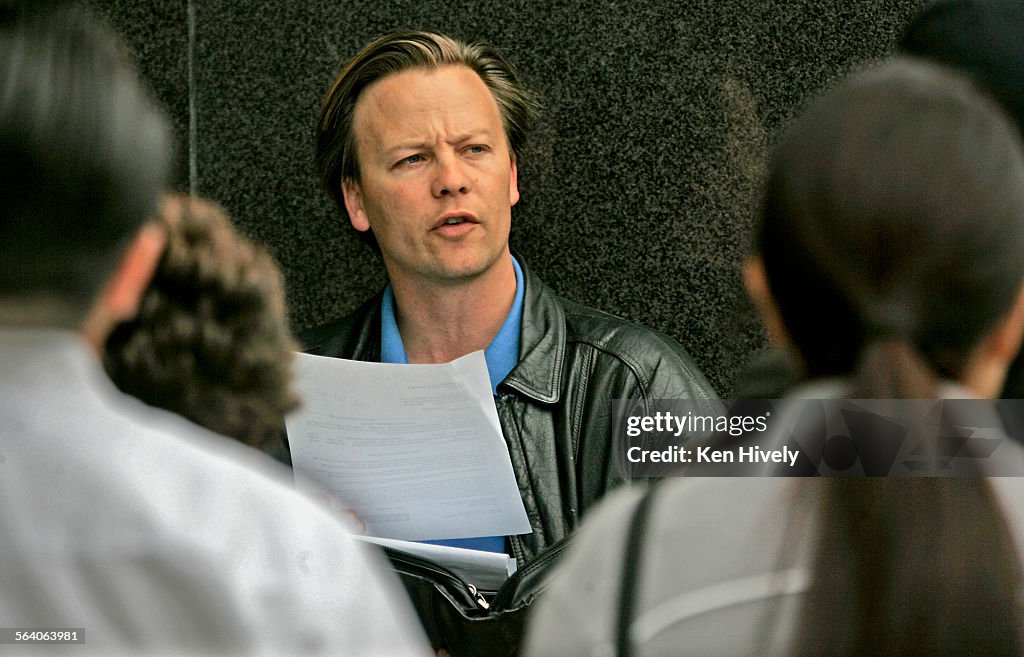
top-left (339, 291), bottom-right (384, 363)
top-left (500, 256), bottom-right (564, 404)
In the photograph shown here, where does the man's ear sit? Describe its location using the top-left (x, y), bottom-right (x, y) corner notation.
top-left (509, 156), bottom-right (520, 207)
top-left (743, 256), bottom-right (790, 347)
top-left (80, 221), bottom-right (166, 351)
top-left (342, 178), bottom-right (371, 232)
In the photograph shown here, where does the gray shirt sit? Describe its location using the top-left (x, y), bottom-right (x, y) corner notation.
top-left (524, 385), bottom-right (1024, 657)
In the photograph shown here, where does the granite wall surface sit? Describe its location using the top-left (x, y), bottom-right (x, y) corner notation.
top-left (92, 0), bottom-right (925, 395)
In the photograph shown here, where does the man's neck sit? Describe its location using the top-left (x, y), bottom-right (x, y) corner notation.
top-left (388, 255), bottom-right (517, 364)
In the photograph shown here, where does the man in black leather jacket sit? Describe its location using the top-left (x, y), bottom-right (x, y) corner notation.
top-left (306, 29), bottom-right (717, 567)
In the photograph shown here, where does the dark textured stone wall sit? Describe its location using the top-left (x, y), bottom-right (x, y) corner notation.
top-left (91, 0), bottom-right (191, 190)
top-left (94, 0), bottom-right (925, 395)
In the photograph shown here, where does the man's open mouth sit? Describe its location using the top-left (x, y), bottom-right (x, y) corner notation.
top-left (434, 213), bottom-right (478, 229)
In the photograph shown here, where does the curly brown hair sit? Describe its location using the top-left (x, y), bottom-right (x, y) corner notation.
top-left (103, 195), bottom-right (300, 451)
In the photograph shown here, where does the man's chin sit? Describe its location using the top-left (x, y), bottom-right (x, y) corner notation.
top-left (428, 263), bottom-right (494, 285)
top-left (425, 254), bottom-right (508, 285)
top-left (385, 248), bottom-right (511, 288)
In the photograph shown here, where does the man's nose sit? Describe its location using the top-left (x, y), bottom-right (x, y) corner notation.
top-left (432, 153), bottom-right (470, 197)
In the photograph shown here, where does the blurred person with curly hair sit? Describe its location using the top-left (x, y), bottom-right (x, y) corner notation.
top-left (103, 194), bottom-right (300, 453)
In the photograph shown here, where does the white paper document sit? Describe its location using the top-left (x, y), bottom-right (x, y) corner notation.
top-left (356, 536), bottom-right (518, 592)
top-left (285, 350), bottom-right (532, 541)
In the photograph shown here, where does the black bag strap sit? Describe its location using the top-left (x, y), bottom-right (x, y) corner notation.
top-left (615, 482), bottom-right (662, 657)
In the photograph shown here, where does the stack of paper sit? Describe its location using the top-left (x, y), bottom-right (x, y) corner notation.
top-left (285, 350), bottom-right (531, 544)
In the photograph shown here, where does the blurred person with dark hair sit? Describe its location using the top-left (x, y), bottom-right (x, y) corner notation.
top-left (0, 3), bottom-right (427, 654)
top-left (103, 194), bottom-right (299, 455)
top-left (526, 58), bottom-right (1024, 657)
top-left (740, 0), bottom-right (1024, 402)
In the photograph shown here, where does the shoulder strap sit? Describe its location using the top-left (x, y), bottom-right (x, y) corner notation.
top-left (615, 482), bottom-right (661, 657)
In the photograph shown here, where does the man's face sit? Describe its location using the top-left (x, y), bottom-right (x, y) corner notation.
top-left (343, 65), bottom-right (519, 286)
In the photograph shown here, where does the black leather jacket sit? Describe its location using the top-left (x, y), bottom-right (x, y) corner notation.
top-left (300, 260), bottom-right (717, 566)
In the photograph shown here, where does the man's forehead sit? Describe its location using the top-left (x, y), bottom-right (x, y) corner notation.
top-left (352, 64), bottom-right (503, 145)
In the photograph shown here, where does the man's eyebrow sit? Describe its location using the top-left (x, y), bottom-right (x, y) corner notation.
top-left (447, 130), bottom-right (496, 144)
top-left (383, 142), bottom-right (433, 159)
top-left (382, 131), bottom-right (498, 157)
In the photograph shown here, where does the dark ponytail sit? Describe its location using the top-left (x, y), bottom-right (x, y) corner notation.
top-left (796, 333), bottom-right (1024, 656)
top-left (756, 59), bottom-right (1024, 657)
top-left (797, 476), bottom-right (1023, 656)
top-left (853, 339), bottom-right (934, 400)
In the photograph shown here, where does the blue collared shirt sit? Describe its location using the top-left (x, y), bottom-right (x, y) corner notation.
top-left (379, 256), bottom-right (524, 553)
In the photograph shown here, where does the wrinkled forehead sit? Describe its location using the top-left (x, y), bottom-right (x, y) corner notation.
top-left (351, 64), bottom-right (506, 150)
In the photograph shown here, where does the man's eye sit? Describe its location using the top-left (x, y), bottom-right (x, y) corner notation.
top-left (400, 154), bottom-right (424, 166)
top-left (466, 145), bottom-right (487, 155)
